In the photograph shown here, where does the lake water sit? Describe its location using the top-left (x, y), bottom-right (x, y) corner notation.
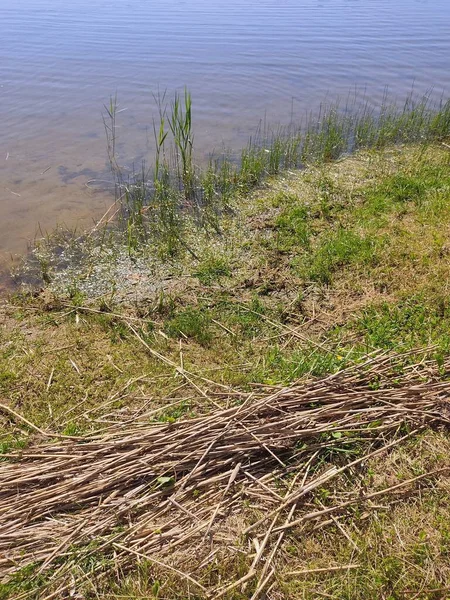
top-left (1, 0), bottom-right (450, 278)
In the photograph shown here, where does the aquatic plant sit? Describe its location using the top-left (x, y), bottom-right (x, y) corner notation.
top-left (104, 90), bottom-right (450, 257)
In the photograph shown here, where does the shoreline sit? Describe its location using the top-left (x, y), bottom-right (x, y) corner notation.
top-left (7, 92), bottom-right (450, 303)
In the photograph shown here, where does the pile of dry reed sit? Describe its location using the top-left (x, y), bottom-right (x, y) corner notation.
top-left (1, 350), bottom-right (449, 599)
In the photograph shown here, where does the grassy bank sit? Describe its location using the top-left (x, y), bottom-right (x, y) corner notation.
top-left (99, 91), bottom-right (450, 261)
top-left (2, 139), bottom-right (450, 599)
top-left (19, 92), bottom-right (450, 297)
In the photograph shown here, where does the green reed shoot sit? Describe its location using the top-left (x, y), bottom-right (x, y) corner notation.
top-left (103, 89), bottom-right (450, 259)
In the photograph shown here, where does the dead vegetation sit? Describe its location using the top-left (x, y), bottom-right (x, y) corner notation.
top-left (1, 350), bottom-right (449, 599)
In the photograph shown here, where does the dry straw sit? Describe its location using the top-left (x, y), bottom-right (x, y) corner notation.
top-left (1, 349), bottom-right (449, 598)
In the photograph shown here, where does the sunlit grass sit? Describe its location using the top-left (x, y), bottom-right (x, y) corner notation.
top-left (103, 90), bottom-right (450, 258)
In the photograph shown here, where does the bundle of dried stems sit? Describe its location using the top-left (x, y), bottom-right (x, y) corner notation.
top-left (1, 350), bottom-right (449, 599)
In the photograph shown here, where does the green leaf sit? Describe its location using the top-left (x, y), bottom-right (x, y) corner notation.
top-left (156, 476), bottom-right (174, 487)
top-left (152, 581), bottom-right (160, 597)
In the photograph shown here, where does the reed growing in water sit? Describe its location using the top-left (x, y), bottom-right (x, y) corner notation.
top-left (104, 90), bottom-right (450, 256)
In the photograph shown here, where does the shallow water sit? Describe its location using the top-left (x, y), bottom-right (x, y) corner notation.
top-left (1, 0), bottom-right (450, 269)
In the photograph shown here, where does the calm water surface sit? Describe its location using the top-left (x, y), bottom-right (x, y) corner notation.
top-left (1, 0), bottom-right (450, 272)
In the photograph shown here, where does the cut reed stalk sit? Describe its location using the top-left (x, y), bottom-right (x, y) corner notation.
top-left (0, 349), bottom-right (449, 597)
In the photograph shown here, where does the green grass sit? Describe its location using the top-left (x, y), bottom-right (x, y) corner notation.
top-left (7, 143), bottom-right (450, 419)
top-left (277, 435), bottom-right (450, 600)
top-left (100, 90), bottom-right (450, 261)
top-left (165, 307), bottom-right (213, 346)
top-left (254, 344), bottom-right (347, 383)
top-left (193, 255), bottom-right (231, 284)
top-left (355, 295), bottom-right (450, 352)
top-left (300, 228), bottom-right (379, 284)
top-left (274, 204), bottom-right (311, 251)
top-left (0, 563), bottom-right (48, 600)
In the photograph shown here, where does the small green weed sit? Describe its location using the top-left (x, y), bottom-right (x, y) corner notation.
top-left (255, 345), bottom-right (348, 384)
top-left (218, 296), bottom-right (268, 339)
top-left (0, 437), bottom-right (27, 459)
top-left (0, 370), bottom-right (16, 385)
top-left (63, 422), bottom-right (82, 436)
top-left (194, 256), bottom-right (231, 284)
top-left (275, 205), bottom-right (311, 250)
top-left (360, 164), bottom-right (450, 224)
top-left (165, 307), bottom-right (212, 345)
top-left (356, 295), bottom-right (450, 351)
top-left (67, 285), bottom-right (86, 307)
top-left (376, 173), bottom-right (427, 203)
top-left (0, 563), bottom-right (47, 599)
top-left (153, 401), bottom-right (192, 423)
top-left (301, 229), bottom-right (378, 284)
top-left (315, 172), bottom-right (341, 219)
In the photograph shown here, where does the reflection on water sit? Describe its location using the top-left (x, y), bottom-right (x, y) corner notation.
top-left (1, 0), bottom-right (450, 270)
